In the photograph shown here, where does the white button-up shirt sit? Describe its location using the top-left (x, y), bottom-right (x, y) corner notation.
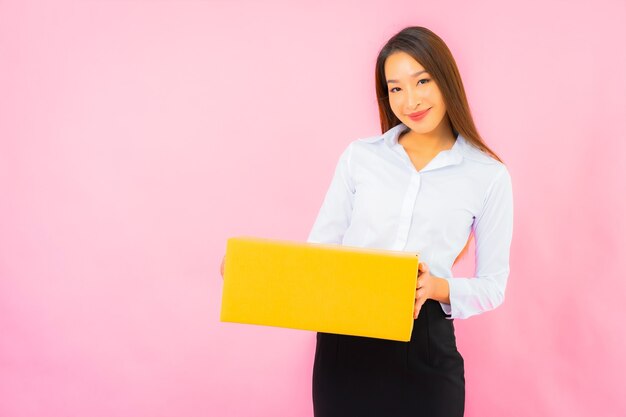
top-left (306, 122), bottom-right (514, 320)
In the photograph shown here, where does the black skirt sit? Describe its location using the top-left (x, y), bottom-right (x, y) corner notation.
top-left (312, 299), bottom-right (465, 417)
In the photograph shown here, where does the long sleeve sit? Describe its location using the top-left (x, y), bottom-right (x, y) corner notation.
top-left (440, 164), bottom-right (514, 319)
top-left (306, 144), bottom-right (356, 245)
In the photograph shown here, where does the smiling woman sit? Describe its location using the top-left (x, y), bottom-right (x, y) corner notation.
top-left (307, 26), bottom-right (514, 417)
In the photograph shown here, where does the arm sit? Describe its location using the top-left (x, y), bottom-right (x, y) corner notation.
top-left (306, 144), bottom-right (355, 244)
top-left (431, 275), bottom-right (450, 304)
top-left (438, 164), bottom-right (514, 319)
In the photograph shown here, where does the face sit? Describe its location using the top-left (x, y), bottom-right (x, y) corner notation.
top-left (384, 51), bottom-right (448, 136)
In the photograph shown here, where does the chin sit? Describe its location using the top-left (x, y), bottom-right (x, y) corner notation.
top-left (405, 121), bottom-right (435, 132)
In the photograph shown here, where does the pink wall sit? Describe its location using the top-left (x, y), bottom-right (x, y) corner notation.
top-left (1, 1), bottom-right (625, 416)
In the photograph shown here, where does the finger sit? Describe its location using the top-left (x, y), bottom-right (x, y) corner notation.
top-left (414, 297), bottom-right (426, 319)
top-left (415, 300), bottom-right (425, 318)
top-left (414, 290), bottom-right (426, 318)
top-left (417, 274), bottom-right (427, 287)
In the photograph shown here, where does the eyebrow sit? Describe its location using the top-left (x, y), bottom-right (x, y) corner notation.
top-left (386, 70), bottom-right (429, 84)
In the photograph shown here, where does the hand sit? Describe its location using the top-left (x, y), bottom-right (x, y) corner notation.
top-left (413, 261), bottom-right (434, 319)
top-left (220, 254), bottom-right (225, 279)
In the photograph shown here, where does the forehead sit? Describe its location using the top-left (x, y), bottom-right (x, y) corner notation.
top-left (384, 51), bottom-right (427, 80)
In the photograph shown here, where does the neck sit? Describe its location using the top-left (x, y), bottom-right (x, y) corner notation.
top-left (399, 120), bottom-right (456, 152)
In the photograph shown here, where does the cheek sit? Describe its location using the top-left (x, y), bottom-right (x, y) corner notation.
top-left (422, 88), bottom-right (435, 101)
top-left (388, 96), bottom-right (403, 114)
top-left (388, 94), bottom-right (402, 107)
top-left (425, 87), bottom-right (444, 106)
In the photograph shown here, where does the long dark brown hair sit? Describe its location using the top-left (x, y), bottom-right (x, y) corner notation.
top-left (374, 26), bottom-right (503, 263)
top-left (375, 26), bottom-right (503, 163)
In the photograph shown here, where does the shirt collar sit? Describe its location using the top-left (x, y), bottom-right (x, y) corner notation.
top-left (383, 122), bottom-right (466, 172)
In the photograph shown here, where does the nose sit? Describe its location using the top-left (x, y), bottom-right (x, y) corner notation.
top-left (406, 87), bottom-right (422, 109)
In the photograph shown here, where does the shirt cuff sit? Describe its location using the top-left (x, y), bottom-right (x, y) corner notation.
top-left (440, 276), bottom-right (475, 320)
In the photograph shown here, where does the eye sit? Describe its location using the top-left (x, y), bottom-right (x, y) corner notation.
top-left (388, 79), bottom-right (430, 93)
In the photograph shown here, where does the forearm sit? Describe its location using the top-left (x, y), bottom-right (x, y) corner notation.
top-left (430, 275), bottom-right (450, 304)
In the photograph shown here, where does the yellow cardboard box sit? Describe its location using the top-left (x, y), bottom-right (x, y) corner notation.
top-left (219, 236), bottom-right (419, 341)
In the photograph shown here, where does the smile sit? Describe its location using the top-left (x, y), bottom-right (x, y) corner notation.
top-left (407, 108), bottom-right (431, 121)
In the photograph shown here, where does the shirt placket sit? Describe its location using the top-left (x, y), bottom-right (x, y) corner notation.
top-left (390, 144), bottom-right (422, 251)
top-left (393, 171), bottom-right (421, 251)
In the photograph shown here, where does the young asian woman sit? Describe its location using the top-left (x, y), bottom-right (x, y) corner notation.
top-left (307, 26), bottom-right (514, 417)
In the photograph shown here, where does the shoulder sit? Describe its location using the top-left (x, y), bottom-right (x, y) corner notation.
top-left (459, 140), bottom-right (500, 165)
top-left (457, 138), bottom-right (511, 180)
top-left (464, 156), bottom-right (511, 192)
top-left (356, 134), bottom-right (385, 144)
top-left (350, 133), bottom-right (386, 147)
top-left (454, 137), bottom-right (512, 197)
top-left (347, 123), bottom-right (406, 148)
top-left (335, 133), bottom-right (386, 160)
top-left (344, 132), bottom-right (387, 157)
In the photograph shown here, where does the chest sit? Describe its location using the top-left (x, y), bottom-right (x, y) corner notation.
top-left (347, 166), bottom-right (481, 251)
top-left (404, 150), bottom-right (439, 172)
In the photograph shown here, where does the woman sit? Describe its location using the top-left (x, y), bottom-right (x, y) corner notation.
top-left (305, 26), bottom-right (514, 416)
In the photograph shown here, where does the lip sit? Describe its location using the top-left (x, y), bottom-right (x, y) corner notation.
top-left (407, 108), bottom-right (431, 121)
